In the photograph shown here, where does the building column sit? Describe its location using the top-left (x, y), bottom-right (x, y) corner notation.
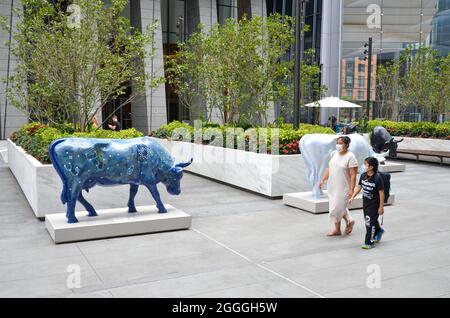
top-left (250, 0), bottom-right (267, 17)
top-left (251, 0), bottom-right (276, 125)
top-left (195, 0), bottom-right (219, 123)
top-left (319, 0), bottom-right (342, 125)
top-left (0, 0), bottom-right (28, 139)
top-left (131, 0), bottom-right (167, 135)
top-left (198, 0), bottom-right (218, 30)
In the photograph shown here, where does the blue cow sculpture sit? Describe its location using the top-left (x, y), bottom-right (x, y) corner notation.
top-left (49, 137), bottom-right (192, 223)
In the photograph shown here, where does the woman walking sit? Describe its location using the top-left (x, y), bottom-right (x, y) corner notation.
top-left (319, 136), bottom-right (359, 236)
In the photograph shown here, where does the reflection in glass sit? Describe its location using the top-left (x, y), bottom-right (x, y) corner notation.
top-left (217, 0), bottom-right (238, 24)
top-left (341, 0), bottom-right (448, 121)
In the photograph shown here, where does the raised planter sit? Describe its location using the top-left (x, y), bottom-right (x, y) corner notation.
top-left (7, 139), bottom-right (61, 218)
top-left (7, 139), bottom-right (153, 218)
top-left (151, 137), bottom-right (310, 198)
top-left (397, 137), bottom-right (450, 164)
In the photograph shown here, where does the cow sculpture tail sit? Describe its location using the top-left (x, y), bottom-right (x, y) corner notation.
top-left (48, 139), bottom-right (69, 204)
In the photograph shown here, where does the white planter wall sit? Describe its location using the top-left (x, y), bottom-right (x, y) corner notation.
top-left (7, 139), bottom-right (61, 217)
top-left (7, 139), bottom-right (164, 218)
top-left (152, 138), bottom-right (310, 197)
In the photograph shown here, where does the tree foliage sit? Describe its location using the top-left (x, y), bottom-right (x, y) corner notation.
top-left (165, 13), bottom-right (325, 127)
top-left (377, 46), bottom-right (450, 122)
top-left (0, 0), bottom-right (163, 132)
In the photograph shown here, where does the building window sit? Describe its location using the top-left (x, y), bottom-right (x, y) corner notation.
top-left (217, 0), bottom-right (238, 24)
top-left (358, 90), bottom-right (365, 100)
top-left (346, 76), bottom-right (354, 87)
top-left (345, 60), bottom-right (354, 88)
top-left (161, 0), bottom-right (189, 123)
top-left (161, 0), bottom-right (186, 45)
top-left (358, 76), bottom-right (365, 88)
top-left (358, 64), bottom-right (365, 73)
top-left (346, 89), bottom-right (353, 99)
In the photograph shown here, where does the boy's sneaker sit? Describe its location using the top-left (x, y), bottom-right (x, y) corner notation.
top-left (361, 244), bottom-right (375, 250)
top-left (374, 228), bottom-right (385, 243)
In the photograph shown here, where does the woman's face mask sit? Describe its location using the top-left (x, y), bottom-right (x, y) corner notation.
top-left (336, 144), bottom-right (344, 152)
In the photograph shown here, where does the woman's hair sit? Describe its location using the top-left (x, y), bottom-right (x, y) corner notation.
top-left (337, 136), bottom-right (351, 148)
top-left (365, 157), bottom-right (379, 173)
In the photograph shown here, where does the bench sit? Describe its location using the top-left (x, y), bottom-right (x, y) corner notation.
top-left (397, 149), bottom-right (450, 165)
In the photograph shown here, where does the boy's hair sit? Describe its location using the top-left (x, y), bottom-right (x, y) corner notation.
top-left (365, 157), bottom-right (379, 173)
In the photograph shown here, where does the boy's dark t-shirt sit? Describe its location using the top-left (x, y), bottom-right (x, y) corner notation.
top-left (359, 172), bottom-right (384, 208)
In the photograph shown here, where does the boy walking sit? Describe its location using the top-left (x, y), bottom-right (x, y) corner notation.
top-left (349, 157), bottom-right (385, 249)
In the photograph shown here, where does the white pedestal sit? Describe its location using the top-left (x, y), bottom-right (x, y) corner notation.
top-left (45, 205), bottom-right (191, 243)
top-left (283, 191), bottom-right (395, 214)
top-left (379, 161), bottom-right (406, 173)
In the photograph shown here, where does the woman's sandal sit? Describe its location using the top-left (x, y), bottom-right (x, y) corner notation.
top-left (326, 231), bottom-right (342, 237)
top-left (345, 220), bottom-right (355, 235)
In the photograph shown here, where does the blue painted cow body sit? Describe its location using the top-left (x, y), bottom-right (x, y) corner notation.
top-left (49, 137), bottom-right (192, 223)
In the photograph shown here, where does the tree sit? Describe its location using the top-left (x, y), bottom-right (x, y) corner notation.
top-left (281, 48), bottom-right (327, 119)
top-left (377, 46), bottom-right (450, 122)
top-left (166, 13), bottom-right (321, 127)
top-left (432, 54), bottom-right (450, 122)
top-left (377, 58), bottom-right (401, 120)
top-left (399, 46), bottom-right (438, 121)
top-left (1, 0), bottom-right (163, 131)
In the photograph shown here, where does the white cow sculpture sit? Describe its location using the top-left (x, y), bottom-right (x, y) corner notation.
top-left (300, 134), bottom-right (389, 199)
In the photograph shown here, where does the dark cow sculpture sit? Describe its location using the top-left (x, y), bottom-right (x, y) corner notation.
top-left (49, 137), bottom-right (192, 223)
top-left (370, 126), bottom-right (404, 158)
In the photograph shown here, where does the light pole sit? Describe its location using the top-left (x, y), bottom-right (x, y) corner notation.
top-left (364, 37), bottom-right (373, 120)
top-left (2, 0), bottom-right (14, 140)
top-left (177, 16), bottom-right (185, 122)
top-left (294, 0), bottom-right (308, 129)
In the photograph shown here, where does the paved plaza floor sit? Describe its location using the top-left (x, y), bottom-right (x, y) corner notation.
top-left (0, 141), bottom-right (449, 298)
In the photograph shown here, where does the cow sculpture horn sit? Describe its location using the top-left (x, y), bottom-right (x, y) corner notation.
top-left (175, 158), bottom-right (193, 168)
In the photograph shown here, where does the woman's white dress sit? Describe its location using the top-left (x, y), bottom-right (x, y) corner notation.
top-left (327, 151), bottom-right (359, 223)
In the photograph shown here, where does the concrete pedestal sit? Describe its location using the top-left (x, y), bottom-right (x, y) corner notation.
top-left (283, 191), bottom-right (395, 214)
top-left (379, 161), bottom-right (406, 173)
top-left (45, 205), bottom-right (191, 243)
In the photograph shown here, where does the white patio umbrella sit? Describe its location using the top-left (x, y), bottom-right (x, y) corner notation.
top-left (304, 96), bottom-right (362, 124)
top-left (304, 96), bottom-right (362, 109)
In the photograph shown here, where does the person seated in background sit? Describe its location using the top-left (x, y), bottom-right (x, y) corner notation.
top-left (108, 115), bottom-right (121, 131)
top-left (328, 115), bottom-right (337, 132)
top-left (91, 116), bottom-right (99, 129)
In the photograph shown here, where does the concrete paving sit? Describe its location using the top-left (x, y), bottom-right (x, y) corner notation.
top-left (0, 150), bottom-right (449, 298)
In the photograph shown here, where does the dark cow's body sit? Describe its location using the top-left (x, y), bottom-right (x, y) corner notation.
top-left (49, 137), bottom-right (192, 223)
top-left (370, 126), bottom-right (404, 158)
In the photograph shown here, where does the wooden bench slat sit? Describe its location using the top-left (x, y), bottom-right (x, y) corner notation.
top-left (397, 149), bottom-right (450, 158)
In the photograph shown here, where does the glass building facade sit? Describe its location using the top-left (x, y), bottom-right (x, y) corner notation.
top-left (432, 0), bottom-right (450, 56)
top-left (267, 0), bottom-right (323, 122)
top-left (341, 0), bottom-right (450, 120)
top-left (161, 0), bottom-right (189, 123)
top-left (266, 0), bottom-right (322, 63)
top-left (217, 0), bottom-right (238, 24)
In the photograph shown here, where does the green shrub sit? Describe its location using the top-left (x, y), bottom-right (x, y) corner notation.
top-left (434, 123), bottom-right (450, 139)
top-left (10, 123), bottom-right (144, 164)
top-left (152, 121), bottom-right (194, 140)
top-left (364, 120), bottom-right (449, 139)
top-left (154, 121), bottom-right (336, 155)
